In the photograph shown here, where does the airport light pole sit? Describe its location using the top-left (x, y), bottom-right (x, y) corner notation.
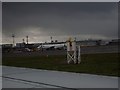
top-left (26, 36), bottom-right (28, 44)
top-left (12, 34), bottom-right (15, 47)
top-left (22, 38), bottom-right (25, 43)
top-left (50, 36), bottom-right (52, 43)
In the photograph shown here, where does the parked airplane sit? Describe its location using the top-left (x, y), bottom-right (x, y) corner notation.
top-left (37, 44), bottom-right (66, 50)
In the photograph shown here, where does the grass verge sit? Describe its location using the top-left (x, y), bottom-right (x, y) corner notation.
top-left (2, 53), bottom-right (119, 77)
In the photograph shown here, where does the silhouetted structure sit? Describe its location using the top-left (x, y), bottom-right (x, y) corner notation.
top-left (50, 36), bottom-right (52, 43)
top-left (26, 36), bottom-right (28, 44)
top-left (22, 39), bottom-right (25, 43)
top-left (12, 34), bottom-right (15, 47)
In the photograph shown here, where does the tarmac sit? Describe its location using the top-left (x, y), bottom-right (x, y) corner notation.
top-left (2, 66), bottom-right (119, 89)
top-left (3, 45), bottom-right (119, 57)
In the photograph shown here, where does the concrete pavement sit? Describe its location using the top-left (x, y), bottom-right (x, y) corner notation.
top-left (2, 66), bottom-right (119, 88)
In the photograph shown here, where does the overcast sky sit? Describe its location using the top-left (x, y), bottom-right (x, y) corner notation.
top-left (2, 2), bottom-right (118, 44)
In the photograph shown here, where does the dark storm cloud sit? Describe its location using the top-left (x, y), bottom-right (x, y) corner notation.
top-left (2, 2), bottom-right (118, 43)
top-left (0, 2), bottom-right (2, 44)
